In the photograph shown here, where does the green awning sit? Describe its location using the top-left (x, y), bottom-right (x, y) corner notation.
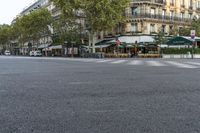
top-left (167, 36), bottom-right (192, 45)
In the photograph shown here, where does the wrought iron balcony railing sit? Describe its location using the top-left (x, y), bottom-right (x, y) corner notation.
top-left (131, 0), bottom-right (166, 4)
top-left (127, 13), bottom-right (192, 23)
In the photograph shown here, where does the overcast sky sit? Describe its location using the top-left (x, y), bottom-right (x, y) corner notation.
top-left (0, 0), bottom-right (35, 24)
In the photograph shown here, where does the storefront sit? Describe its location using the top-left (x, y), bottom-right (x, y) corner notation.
top-left (166, 36), bottom-right (193, 48)
top-left (102, 36), bottom-right (156, 54)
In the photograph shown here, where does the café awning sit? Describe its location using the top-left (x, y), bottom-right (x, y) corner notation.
top-left (167, 36), bottom-right (192, 46)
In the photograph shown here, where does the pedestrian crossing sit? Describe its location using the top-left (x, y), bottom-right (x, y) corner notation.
top-left (1, 56), bottom-right (200, 69)
top-left (71, 58), bottom-right (200, 69)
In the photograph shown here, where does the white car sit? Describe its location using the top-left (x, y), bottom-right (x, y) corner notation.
top-left (34, 51), bottom-right (42, 56)
top-left (29, 51), bottom-right (35, 56)
top-left (4, 50), bottom-right (11, 56)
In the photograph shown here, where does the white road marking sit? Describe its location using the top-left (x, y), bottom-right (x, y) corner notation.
top-left (165, 61), bottom-right (198, 68)
top-left (110, 60), bottom-right (127, 64)
top-left (95, 59), bottom-right (113, 63)
top-left (146, 61), bottom-right (167, 66)
top-left (127, 60), bottom-right (143, 65)
top-left (81, 59), bottom-right (97, 62)
top-left (186, 62), bottom-right (200, 66)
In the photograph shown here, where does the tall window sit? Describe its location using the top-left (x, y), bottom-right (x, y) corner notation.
top-left (162, 25), bottom-right (166, 33)
top-left (150, 8), bottom-right (155, 18)
top-left (170, 11), bottom-right (174, 20)
top-left (180, 12), bottom-right (184, 21)
top-left (180, 0), bottom-right (184, 7)
top-left (197, 1), bottom-right (200, 9)
top-left (150, 24), bottom-right (155, 33)
top-left (189, 13), bottom-right (192, 19)
top-left (131, 7), bottom-right (138, 16)
top-left (131, 23), bottom-right (138, 32)
top-left (162, 10), bottom-right (166, 19)
top-left (170, 0), bottom-right (175, 5)
top-left (189, 0), bottom-right (193, 7)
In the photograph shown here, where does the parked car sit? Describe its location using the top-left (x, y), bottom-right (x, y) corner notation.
top-left (4, 50), bottom-right (11, 56)
top-left (29, 51), bottom-right (35, 56)
top-left (34, 51), bottom-right (42, 56)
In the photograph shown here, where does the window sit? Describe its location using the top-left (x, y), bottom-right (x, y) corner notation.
top-left (162, 10), bottom-right (166, 19)
top-left (150, 8), bottom-right (155, 18)
top-left (170, 0), bottom-right (175, 5)
top-left (189, 0), bottom-right (193, 7)
top-left (170, 11), bottom-right (174, 20)
top-left (131, 7), bottom-right (138, 16)
top-left (189, 13), bottom-right (192, 19)
top-left (180, 12), bottom-right (184, 20)
top-left (150, 24), bottom-right (155, 33)
top-left (197, 1), bottom-right (200, 9)
top-left (180, 0), bottom-right (184, 7)
top-left (131, 23), bottom-right (138, 32)
top-left (162, 25), bottom-right (166, 33)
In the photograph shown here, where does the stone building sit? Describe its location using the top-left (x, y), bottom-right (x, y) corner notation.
top-left (125, 0), bottom-right (200, 35)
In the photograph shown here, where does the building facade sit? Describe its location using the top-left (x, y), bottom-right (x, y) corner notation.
top-left (125, 0), bottom-right (200, 35)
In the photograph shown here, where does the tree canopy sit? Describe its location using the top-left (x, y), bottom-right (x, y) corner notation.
top-left (15, 8), bottom-right (53, 44)
top-left (50, 0), bottom-right (130, 52)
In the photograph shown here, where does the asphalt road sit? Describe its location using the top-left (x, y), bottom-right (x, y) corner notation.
top-left (0, 56), bottom-right (200, 133)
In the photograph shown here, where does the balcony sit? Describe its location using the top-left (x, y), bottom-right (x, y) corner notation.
top-left (132, 0), bottom-right (166, 5)
top-left (189, 6), bottom-right (193, 10)
top-left (197, 8), bottom-right (200, 11)
top-left (127, 13), bottom-right (191, 24)
top-left (181, 5), bottom-right (185, 8)
top-left (170, 3), bottom-right (175, 6)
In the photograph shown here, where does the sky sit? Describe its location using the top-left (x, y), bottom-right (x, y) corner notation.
top-left (0, 0), bottom-right (35, 24)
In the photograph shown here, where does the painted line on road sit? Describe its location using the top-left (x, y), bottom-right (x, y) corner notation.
top-left (165, 61), bottom-right (198, 69)
top-left (145, 61), bottom-right (168, 67)
top-left (110, 60), bottom-right (127, 64)
top-left (127, 60), bottom-right (143, 65)
top-left (95, 59), bottom-right (114, 63)
top-left (186, 62), bottom-right (200, 66)
top-left (80, 59), bottom-right (98, 62)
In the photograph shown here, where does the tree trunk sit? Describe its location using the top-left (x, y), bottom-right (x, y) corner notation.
top-left (88, 33), bottom-right (92, 53)
top-left (92, 32), bottom-right (96, 53)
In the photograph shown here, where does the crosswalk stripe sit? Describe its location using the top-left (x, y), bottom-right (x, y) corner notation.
top-left (186, 62), bottom-right (200, 66)
top-left (95, 59), bottom-right (113, 63)
top-left (165, 61), bottom-right (198, 68)
top-left (145, 61), bottom-right (167, 66)
top-left (110, 60), bottom-right (127, 64)
top-left (127, 60), bottom-right (143, 65)
top-left (81, 59), bottom-right (97, 62)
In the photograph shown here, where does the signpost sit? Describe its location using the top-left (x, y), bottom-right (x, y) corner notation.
top-left (191, 30), bottom-right (196, 59)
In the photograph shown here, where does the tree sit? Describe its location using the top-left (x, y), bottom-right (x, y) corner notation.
top-left (169, 24), bottom-right (179, 36)
top-left (191, 18), bottom-right (200, 36)
top-left (15, 8), bottom-right (53, 51)
top-left (50, 0), bottom-right (129, 53)
top-left (155, 31), bottom-right (165, 55)
top-left (179, 27), bottom-right (190, 36)
top-left (0, 24), bottom-right (11, 52)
